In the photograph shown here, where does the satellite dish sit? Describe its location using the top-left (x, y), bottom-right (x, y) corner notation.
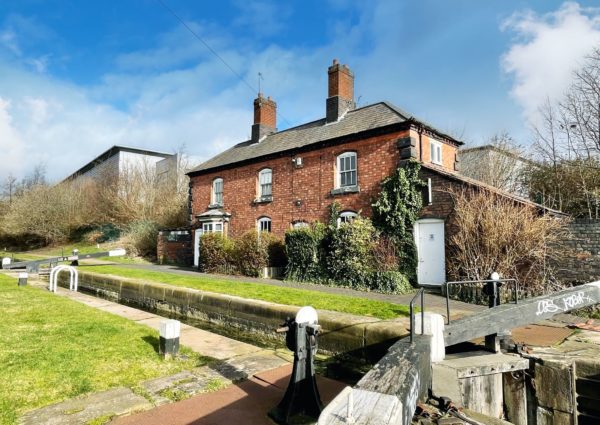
top-left (295, 306), bottom-right (318, 324)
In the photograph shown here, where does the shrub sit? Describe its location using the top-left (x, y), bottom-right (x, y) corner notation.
top-left (447, 188), bottom-right (564, 293)
top-left (366, 271), bottom-right (412, 294)
top-left (122, 220), bottom-right (159, 259)
top-left (199, 233), bottom-right (235, 273)
top-left (233, 230), bottom-right (268, 277)
top-left (326, 218), bottom-right (377, 289)
top-left (260, 232), bottom-right (288, 268)
top-left (372, 160), bottom-right (425, 284)
top-left (285, 226), bottom-right (323, 281)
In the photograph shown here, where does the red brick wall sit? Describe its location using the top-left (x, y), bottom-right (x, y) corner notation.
top-left (328, 62), bottom-right (354, 101)
top-left (254, 95), bottom-right (277, 128)
top-left (157, 231), bottom-right (193, 265)
top-left (191, 130), bottom-right (412, 238)
top-left (419, 168), bottom-right (460, 220)
top-left (409, 129), bottom-right (459, 171)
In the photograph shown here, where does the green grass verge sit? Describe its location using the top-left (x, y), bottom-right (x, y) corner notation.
top-left (84, 266), bottom-right (410, 320)
top-left (0, 274), bottom-right (209, 425)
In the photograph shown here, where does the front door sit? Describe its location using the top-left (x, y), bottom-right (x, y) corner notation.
top-left (414, 219), bottom-right (445, 286)
top-left (193, 229), bottom-right (202, 268)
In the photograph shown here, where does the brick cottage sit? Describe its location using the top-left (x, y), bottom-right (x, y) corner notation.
top-left (159, 60), bottom-right (552, 285)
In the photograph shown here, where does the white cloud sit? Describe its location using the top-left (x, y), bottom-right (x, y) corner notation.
top-left (0, 98), bottom-right (26, 176)
top-left (502, 2), bottom-right (600, 123)
top-left (0, 0), bottom-right (460, 183)
top-left (0, 29), bottom-right (20, 55)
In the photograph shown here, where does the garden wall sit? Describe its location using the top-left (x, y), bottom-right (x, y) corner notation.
top-left (554, 219), bottom-right (600, 283)
top-left (57, 270), bottom-right (408, 359)
top-left (157, 229), bottom-right (193, 266)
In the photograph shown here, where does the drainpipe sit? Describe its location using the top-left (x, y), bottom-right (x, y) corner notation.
top-left (418, 125), bottom-right (424, 162)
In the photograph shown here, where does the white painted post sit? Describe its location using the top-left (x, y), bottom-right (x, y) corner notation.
top-left (415, 312), bottom-right (446, 362)
top-left (159, 319), bottom-right (181, 359)
top-left (2, 257), bottom-right (11, 269)
top-left (18, 272), bottom-right (28, 286)
top-left (72, 267), bottom-right (78, 291)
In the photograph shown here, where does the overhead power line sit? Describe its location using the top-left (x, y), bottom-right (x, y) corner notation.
top-left (156, 0), bottom-right (256, 94)
top-left (156, 0), bottom-right (292, 128)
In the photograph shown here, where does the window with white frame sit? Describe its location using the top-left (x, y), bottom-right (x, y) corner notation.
top-left (337, 152), bottom-right (357, 188)
top-left (212, 178), bottom-right (223, 205)
top-left (202, 221), bottom-right (223, 234)
top-left (430, 140), bottom-right (442, 165)
top-left (257, 217), bottom-right (272, 232)
top-left (337, 211), bottom-right (357, 227)
top-left (258, 168), bottom-right (272, 198)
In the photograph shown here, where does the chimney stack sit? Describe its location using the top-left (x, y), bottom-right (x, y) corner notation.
top-left (326, 59), bottom-right (355, 123)
top-left (252, 93), bottom-right (277, 142)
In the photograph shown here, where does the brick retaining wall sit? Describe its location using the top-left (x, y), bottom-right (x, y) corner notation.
top-left (554, 219), bottom-right (600, 283)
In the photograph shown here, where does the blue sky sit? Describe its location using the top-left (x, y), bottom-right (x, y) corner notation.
top-left (1, 1), bottom-right (600, 181)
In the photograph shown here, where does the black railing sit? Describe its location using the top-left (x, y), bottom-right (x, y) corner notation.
top-left (444, 278), bottom-right (518, 325)
top-left (409, 288), bottom-right (425, 343)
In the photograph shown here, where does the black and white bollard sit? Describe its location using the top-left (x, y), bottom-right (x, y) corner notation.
top-left (18, 272), bottom-right (28, 286)
top-left (268, 306), bottom-right (323, 425)
top-left (159, 319), bottom-right (180, 359)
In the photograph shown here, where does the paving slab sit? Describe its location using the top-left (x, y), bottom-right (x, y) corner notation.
top-left (511, 324), bottom-right (575, 347)
top-left (112, 365), bottom-right (346, 425)
top-left (96, 303), bottom-right (156, 321)
top-left (19, 387), bottom-right (151, 425)
top-left (211, 349), bottom-right (291, 382)
top-left (140, 368), bottom-right (232, 406)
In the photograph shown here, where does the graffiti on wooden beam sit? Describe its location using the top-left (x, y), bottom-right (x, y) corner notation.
top-left (535, 291), bottom-right (595, 316)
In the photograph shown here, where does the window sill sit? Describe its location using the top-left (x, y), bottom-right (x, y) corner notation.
top-left (330, 185), bottom-right (360, 196)
top-left (208, 203), bottom-right (223, 209)
top-left (254, 196), bottom-right (273, 204)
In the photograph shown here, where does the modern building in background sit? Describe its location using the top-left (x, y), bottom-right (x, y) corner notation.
top-left (458, 144), bottom-right (533, 197)
top-left (63, 145), bottom-right (178, 185)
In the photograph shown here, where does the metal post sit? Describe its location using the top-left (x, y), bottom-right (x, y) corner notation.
top-left (410, 302), bottom-right (414, 343)
top-left (445, 282), bottom-right (451, 324)
top-left (420, 289), bottom-right (425, 336)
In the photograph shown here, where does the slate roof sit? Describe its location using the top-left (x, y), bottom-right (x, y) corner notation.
top-left (421, 163), bottom-right (565, 216)
top-left (188, 101), bottom-right (462, 175)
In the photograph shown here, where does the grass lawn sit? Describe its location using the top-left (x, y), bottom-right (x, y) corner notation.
top-left (85, 265), bottom-right (411, 320)
top-left (0, 274), bottom-right (209, 425)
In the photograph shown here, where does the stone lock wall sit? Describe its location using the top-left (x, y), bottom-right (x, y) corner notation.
top-left (553, 219), bottom-right (600, 284)
top-left (57, 270), bottom-right (409, 359)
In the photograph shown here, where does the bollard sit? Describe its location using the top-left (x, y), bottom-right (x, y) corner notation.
top-left (159, 319), bottom-right (180, 359)
top-left (1, 257), bottom-right (11, 269)
top-left (18, 272), bottom-right (28, 286)
top-left (483, 272), bottom-right (503, 308)
top-left (269, 306), bottom-right (323, 425)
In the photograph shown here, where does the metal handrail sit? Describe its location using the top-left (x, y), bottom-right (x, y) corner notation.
top-left (409, 288), bottom-right (425, 343)
top-left (444, 278), bottom-right (518, 325)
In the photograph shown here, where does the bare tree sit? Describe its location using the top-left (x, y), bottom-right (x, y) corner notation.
top-left (530, 46), bottom-right (600, 217)
top-left (460, 132), bottom-right (530, 196)
top-left (2, 173), bottom-right (17, 205)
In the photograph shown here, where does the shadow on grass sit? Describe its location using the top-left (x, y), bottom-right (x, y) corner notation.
top-left (142, 335), bottom-right (160, 354)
